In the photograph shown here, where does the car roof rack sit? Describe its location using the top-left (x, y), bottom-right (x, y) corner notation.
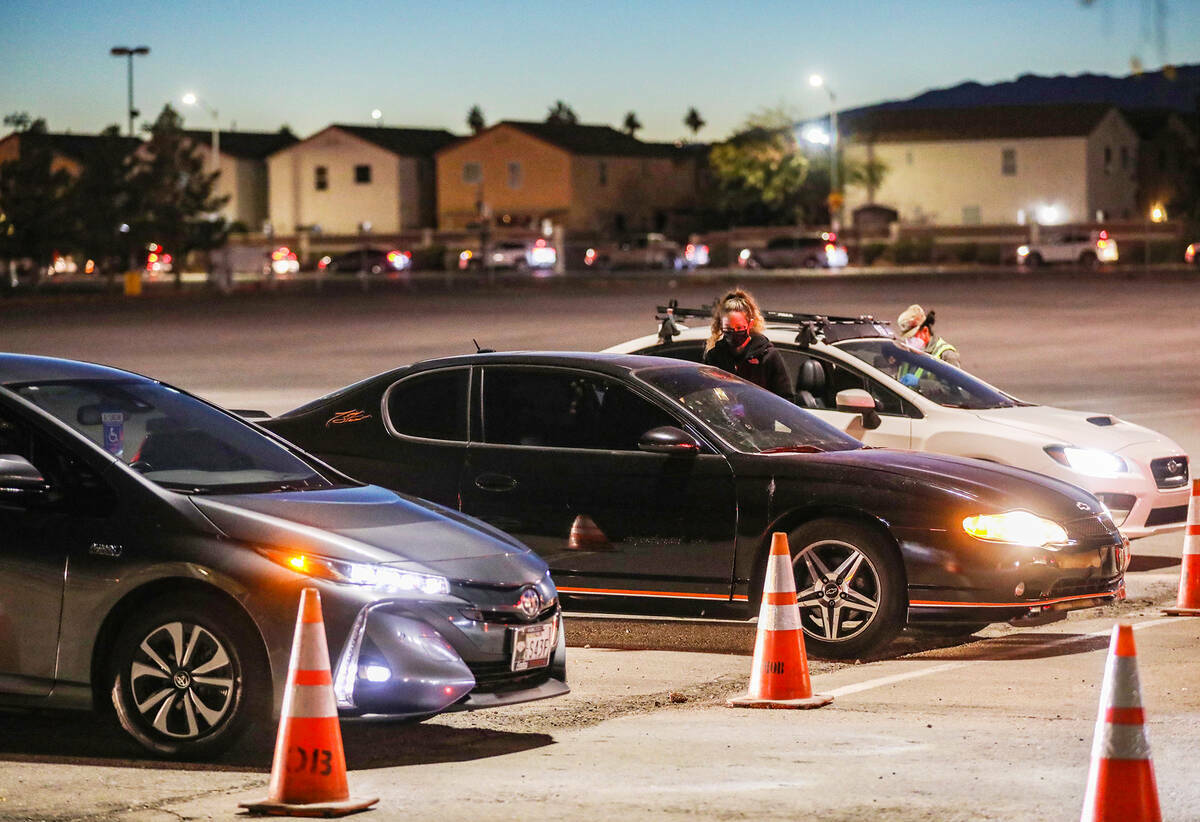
top-left (655, 301), bottom-right (895, 346)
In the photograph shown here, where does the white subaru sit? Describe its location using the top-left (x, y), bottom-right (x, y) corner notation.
top-left (604, 306), bottom-right (1190, 540)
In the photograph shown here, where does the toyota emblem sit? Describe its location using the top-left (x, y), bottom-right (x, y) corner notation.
top-left (1166, 459), bottom-right (1183, 475)
top-left (518, 587), bottom-right (542, 619)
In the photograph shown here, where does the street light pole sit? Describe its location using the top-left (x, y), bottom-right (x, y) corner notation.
top-left (809, 74), bottom-right (840, 233)
top-left (110, 46), bottom-right (150, 137)
top-left (182, 93), bottom-right (220, 176)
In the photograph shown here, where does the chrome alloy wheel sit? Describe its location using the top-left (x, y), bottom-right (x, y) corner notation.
top-left (128, 621), bottom-right (235, 739)
top-left (792, 539), bottom-right (882, 643)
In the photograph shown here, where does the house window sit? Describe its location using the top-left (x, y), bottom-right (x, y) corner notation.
top-left (1120, 146), bottom-right (1129, 170)
top-left (314, 166), bottom-right (328, 191)
top-left (962, 206), bottom-right (981, 225)
top-left (463, 162), bottom-right (482, 184)
top-left (354, 164), bottom-right (371, 184)
top-left (599, 161), bottom-right (607, 185)
top-left (1001, 148), bottom-right (1016, 176)
top-left (1104, 146), bottom-right (1112, 174)
top-left (905, 150), bottom-right (913, 166)
top-left (507, 161), bottom-right (522, 189)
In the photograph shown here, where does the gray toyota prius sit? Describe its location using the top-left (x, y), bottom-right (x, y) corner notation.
top-left (0, 354), bottom-right (567, 758)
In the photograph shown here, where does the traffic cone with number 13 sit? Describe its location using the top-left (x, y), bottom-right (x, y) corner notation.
top-left (240, 588), bottom-right (377, 817)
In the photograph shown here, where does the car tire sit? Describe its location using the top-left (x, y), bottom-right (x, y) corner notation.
top-left (784, 518), bottom-right (905, 659)
top-left (1080, 252), bottom-right (1099, 271)
top-left (803, 256), bottom-right (820, 268)
top-left (1025, 253), bottom-right (1042, 268)
top-left (110, 592), bottom-right (269, 759)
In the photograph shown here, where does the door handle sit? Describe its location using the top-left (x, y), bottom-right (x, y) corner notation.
top-left (474, 473), bottom-right (518, 493)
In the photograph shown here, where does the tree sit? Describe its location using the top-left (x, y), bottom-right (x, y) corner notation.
top-left (126, 104), bottom-right (229, 288)
top-left (844, 154), bottom-right (890, 205)
top-left (622, 111), bottom-right (642, 137)
top-left (68, 124), bottom-right (137, 285)
top-left (684, 107), bottom-right (706, 137)
top-left (546, 101), bottom-right (578, 125)
top-left (708, 107), bottom-right (809, 225)
top-left (0, 116), bottom-right (75, 283)
top-left (467, 105), bottom-right (486, 134)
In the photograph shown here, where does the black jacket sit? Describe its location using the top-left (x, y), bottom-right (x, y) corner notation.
top-left (703, 332), bottom-right (794, 400)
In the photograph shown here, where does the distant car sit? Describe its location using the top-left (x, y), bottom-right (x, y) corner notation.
top-left (1017, 230), bottom-right (1118, 269)
top-left (1186, 242), bottom-right (1197, 265)
top-left (584, 233), bottom-right (696, 269)
top-left (606, 305), bottom-right (1190, 540)
top-left (460, 239), bottom-right (557, 271)
top-left (318, 247), bottom-right (412, 276)
top-left (0, 354), bottom-right (567, 758)
top-left (263, 351), bottom-right (1127, 660)
top-left (738, 234), bottom-right (848, 269)
top-left (267, 246), bottom-right (299, 276)
top-left (144, 243), bottom-right (173, 276)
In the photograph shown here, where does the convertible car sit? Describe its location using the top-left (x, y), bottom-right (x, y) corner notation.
top-left (0, 354), bottom-right (566, 758)
top-left (263, 352), bottom-right (1127, 659)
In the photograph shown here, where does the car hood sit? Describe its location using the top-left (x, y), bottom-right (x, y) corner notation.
top-left (189, 484), bottom-right (543, 584)
top-left (762, 448), bottom-right (1104, 522)
top-left (969, 405), bottom-right (1170, 453)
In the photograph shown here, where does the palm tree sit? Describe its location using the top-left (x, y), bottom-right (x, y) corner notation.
top-left (467, 105), bottom-right (485, 134)
top-left (623, 111), bottom-right (643, 137)
top-left (546, 101), bottom-right (579, 125)
top-left (684, 107), bottom-right (706, 137)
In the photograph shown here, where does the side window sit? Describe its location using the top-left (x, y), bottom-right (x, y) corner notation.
top-left (866, 379), bottom-right (909, 416)
top-left (385, 370), bottom-right (468, 441)
top-left (767, 237), bottom-right (790, 250)
top-left (0, 405), bottom-right (115, 515)
top-left (482, 370), bottom-right (676, 450)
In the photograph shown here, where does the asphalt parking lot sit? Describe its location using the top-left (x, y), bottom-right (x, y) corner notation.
top-left (0, 267), bottom-right (1198, 820)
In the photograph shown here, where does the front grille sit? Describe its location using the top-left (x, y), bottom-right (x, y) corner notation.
top-left (466, 660), bottom-right (553, 694)
top-left (1064, 513), bottom-right (1119, 541)
top-left (1047, 577), bottom-right (1118, 598)
top-left (1145, 505), bottom-right (1189, 528)
top-left (477, 604), bottom-right (560, 625)
top-left (1151, 456), bottom-right (1189, 490)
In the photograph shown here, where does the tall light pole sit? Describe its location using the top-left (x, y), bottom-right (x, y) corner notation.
top-left (110, 46), bottom-right (150, 137)
top-left (181, 92), bottom-right (220, 176)
top-left (809, 73), bottom-right (840, 232)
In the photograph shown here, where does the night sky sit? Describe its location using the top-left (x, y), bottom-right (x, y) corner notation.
top-left (4, 0), bottom-right (1199, 142)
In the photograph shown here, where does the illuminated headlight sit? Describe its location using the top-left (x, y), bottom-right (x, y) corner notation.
top-left (738, 248), bottom-right (751, 261)
top-left (260, 548), bottom-right (451, 595)
top-left (1017, 245), bottom-right (1029, 258)
top-left (962, 510), bottom-right (1069, 547)
top-left (1044, 445), bottom-right (1128, 477)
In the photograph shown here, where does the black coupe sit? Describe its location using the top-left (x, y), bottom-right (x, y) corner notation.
top-left (264, 353), bottom-right (1127, 659)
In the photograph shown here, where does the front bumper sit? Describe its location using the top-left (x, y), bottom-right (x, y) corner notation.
top-left (901, 524), bottom-right (1126, 626)
top-left (332, 602), bottom-right (568, 718)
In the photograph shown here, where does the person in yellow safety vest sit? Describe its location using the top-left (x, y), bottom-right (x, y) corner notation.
top-left (895, 304), bottom-right (961, 387)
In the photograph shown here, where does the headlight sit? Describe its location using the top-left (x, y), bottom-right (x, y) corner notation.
top-left (260, 548), bottom-right (450, 595)
top-left (1044, 445), bottom-right (1127, 477)
top-left (962, 510), bottom-right (1069, 547)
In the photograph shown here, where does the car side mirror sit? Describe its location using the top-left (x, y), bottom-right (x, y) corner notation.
top-left (835, 389), bottom-right (881, 430)
top-left (0, 454), bottom-right (50, 498)
top-left (638, 426), bottom-right (700, 455)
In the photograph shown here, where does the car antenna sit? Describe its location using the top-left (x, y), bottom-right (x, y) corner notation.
top-left (472, 338), bottom-right (496, 354)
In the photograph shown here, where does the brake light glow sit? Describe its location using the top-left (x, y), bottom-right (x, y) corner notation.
top-left (584, 248), bottom-right (596, 265)
top-left (1098, 230), bottom-right (1108, 240)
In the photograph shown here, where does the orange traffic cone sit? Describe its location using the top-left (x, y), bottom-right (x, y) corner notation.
top-left (240, 588), bottom-right (378, 817)
top-left (1080, 623), bottom-right (1161, 822)
top-left (567, 514), bottom-right (613, 551)
top-left (1164, 478), bottom-right (1200, 616)
top-left (727, 533), bottom-right (832, 709)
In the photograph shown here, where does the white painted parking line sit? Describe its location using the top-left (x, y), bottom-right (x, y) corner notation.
top-left (823, 617), bottom-right (1177, 699)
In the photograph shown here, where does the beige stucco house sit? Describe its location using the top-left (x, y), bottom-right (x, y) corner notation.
top-left (435, 121), bottom-right (706, 234)
top-left (183, 130), bottom-right (296, 231)
top-left (267, 125), bottom-right (457, 235)
top-left (840, 104), bottom-right (1141, 226)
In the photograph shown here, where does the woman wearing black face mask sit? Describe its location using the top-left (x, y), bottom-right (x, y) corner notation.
top-left (702, 289), bottom-right (794, 400)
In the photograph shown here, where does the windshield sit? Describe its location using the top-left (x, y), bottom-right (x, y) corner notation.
top-left (633, 365), bottom-right (862, 454)
top-left (835, 340), bottom-right (1025, 409)
top-left (12, 379), bottom-right (342, 494)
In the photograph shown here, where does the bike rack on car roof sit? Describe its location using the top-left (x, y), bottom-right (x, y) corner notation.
top-left (655, 301), bottom-right (895, 347)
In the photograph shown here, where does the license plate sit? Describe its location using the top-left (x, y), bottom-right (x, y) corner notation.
top-left (510, 621), bottom-right (556, 671)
